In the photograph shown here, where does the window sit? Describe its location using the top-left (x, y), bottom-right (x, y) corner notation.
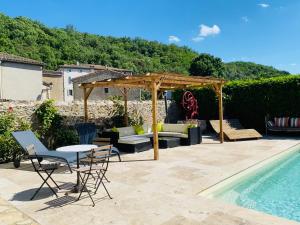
top-left (68, 77), bottom-right (72, 84)
top-left (68, 89), bottom-right (73, 96)
top-left (68, 69), bottom-right (72, 72)
top-left (104, 88), bottom-right (109, 93)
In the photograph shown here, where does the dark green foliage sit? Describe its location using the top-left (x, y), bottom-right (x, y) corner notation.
top-left (173, 75), bottom-right (300, 132)
top-left (189, 53), bottom-right (224, 77)
top-left (0, 111), bottom-right (31, 163)
top-left (0, 13), bottom-right (197, 74)
top-left (224, 62), bottom-right (290, 80)
top-left (35, 99), bottom-right (78, 149)
top-left (53, 128), bottom-right (79, 149)
top-left (35, 99), bottom-right (63, 148)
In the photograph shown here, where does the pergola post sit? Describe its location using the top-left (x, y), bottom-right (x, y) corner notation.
top-left (151, 81), bottom-right (159, 160)
top-left (218, 85), bottom-right (224, 143)
top-left (83, 87), bottom-right (88, 122)
top-left (124, 88), bottom-right (128, 126)
top-left (83, 87), bottom-right (94, 122)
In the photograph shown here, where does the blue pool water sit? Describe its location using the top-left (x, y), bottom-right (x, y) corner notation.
top-left (217, 148), bottom-right (300, 222)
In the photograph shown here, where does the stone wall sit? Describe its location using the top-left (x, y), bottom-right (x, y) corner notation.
top-left (0, 100), bottom-right (180, 128)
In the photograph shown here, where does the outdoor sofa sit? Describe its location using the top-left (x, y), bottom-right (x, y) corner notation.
top-left (265, 116), bottom-right (300, 134)
top-left (101, 123), bottom-right (202, 153)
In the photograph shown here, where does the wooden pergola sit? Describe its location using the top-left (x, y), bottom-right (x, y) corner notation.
top-left (79, 72), bottom-right (226, 160)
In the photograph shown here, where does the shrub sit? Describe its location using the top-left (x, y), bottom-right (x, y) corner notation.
top-left (53, 128), bottom-right (79, 149)
top-left (35, 99), bottom-right (63, 148)
top-left (0, 110), bottom-right (31, 163)
top-left (173, 75), bottom-right (300, 132)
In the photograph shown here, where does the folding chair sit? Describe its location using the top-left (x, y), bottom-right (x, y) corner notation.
top-left (75, 145), bottom-right (113, 207)
top-left (25, 145), bottom-right (61, 200)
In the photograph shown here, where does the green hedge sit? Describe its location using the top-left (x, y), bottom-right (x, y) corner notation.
top-left (173, 75), bottom-right (300, 132)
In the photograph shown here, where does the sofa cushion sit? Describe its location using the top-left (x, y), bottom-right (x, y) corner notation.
top-left (157, 122), bottom-right (163, 132)
top-left (143, 124), bottom-right (152, 133)
top-left (290, 118), bottom-right (300, 128)
top-left (118, 127), bottom-right (136, 137)
top-left (274, 117), bottom-right (289, 127)
top-left (118, 136), bottom-right (150, 144)
top-left (134, 125), bottom-right (145, 135)
top-left (158, 132), bottom-right (188, 138)
top-left (163, 124), bottom-right (189, 133)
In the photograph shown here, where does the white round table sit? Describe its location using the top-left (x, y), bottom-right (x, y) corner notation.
top-left (56, 144), bottom-right (97, 192)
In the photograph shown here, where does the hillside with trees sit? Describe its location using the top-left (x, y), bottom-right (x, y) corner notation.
top-left (0, 13), bottom-right (290, 79)
top-left (224, 61), bottom-right (290, 80)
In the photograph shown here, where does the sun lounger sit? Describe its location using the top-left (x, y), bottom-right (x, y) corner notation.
top-left (209, 119), bottom-right (262, 141)
top-left (12, 130), bottom-right (77, 171)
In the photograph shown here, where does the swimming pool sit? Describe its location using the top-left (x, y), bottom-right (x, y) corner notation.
top-left (200, 144), bottom-right (300, 222)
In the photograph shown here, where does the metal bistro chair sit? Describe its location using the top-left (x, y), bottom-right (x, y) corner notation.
top-left (75, 145), bottom-right (113, 207)
top-left (25, 144), bottom-right (61, 200)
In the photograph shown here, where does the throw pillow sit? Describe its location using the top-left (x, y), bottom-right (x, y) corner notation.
top-left (184, 124), bottom-right (197, 134)
top-left (157, 122), bottom-right (163, 132)
top-left (274, 117), bottom-right (289, 127)
top-left (290, 118), bottom-right (300, 128)
top-left (134, 125), bottom-right (145, 135)
top-left (111, 127), bottom-right (119, 132)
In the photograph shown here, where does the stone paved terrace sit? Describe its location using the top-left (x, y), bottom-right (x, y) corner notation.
top-left (0, 136), bottom-right (300, 225)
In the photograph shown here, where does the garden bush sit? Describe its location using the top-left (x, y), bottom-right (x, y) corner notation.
top-left (173, 75), bottom-right (300, 132)
top-left (0, 110), bottom-right (31, 163)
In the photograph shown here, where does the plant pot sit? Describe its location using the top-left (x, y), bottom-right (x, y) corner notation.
top-left (13, 159), bottom-right (21, 168)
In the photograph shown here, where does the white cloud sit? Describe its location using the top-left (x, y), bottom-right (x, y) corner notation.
top-left (199, 24), bottom-right (221, 37)
top-left (290, 63), bottom-right (297, 66)
top-left (192, 24), bottom-right (221, 42)
top-left (258, 3), bottom-right (270, 8)
top-left (168, 35), bottom-right (180, 43)
top-left (242, 16), bottom-right (249, 23)
top-left (191, 37), bottom-right (204, 42)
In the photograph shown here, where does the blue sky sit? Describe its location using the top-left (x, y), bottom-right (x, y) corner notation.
top-left (1, 0), bottom-right (300, 74)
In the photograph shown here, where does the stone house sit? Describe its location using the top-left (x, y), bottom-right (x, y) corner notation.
top-left (59, 63), bottom-right (132, 102)
top-left (42, 70), bottom-right (64, 102)
top-left (72, 70), bottom-right (141, 101)
top-left (0, 52), bottom-right (44, 101)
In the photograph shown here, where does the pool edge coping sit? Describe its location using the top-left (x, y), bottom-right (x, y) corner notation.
top-left (198, 142), bottom-right (300, 198)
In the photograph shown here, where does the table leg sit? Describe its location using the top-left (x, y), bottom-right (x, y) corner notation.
top-left (75, 152), bottom-right (80, 192)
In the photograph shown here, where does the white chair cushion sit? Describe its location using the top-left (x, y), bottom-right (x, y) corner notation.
top-left (158, 132), bottom-right (188, 138)
top-left (163, 124), bottom-right (189, 133)
top-left (118, 136), bottom-right (150, 144)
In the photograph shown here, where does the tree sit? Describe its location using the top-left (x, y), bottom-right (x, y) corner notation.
top-left (189, 53), bottom-right (224, 77)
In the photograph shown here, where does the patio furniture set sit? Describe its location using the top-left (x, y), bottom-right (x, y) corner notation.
top-left (101, 123), bottom-right (202, 153)
top-left (265, 116), bottom-right (300, 134)
top-left (9, 121), bottom-right (202, 206)
top-left (12, 130), bottom-right (114, 207)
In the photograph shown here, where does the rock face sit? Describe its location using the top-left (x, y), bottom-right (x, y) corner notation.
top-left (0, 100), bottom-right (180, 127)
